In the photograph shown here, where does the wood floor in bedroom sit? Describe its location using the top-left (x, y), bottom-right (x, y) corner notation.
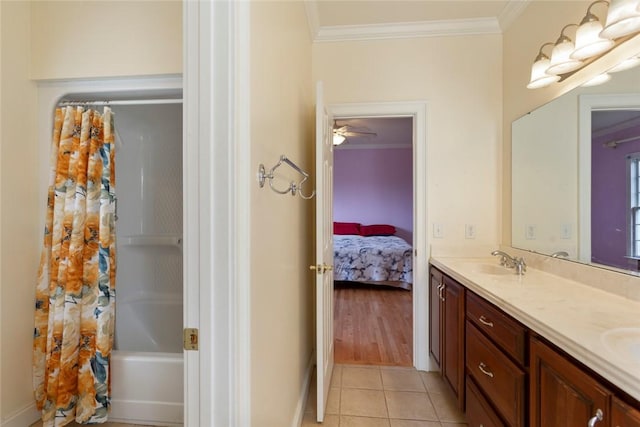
top-left (334, 282), bottom-right (413, 367)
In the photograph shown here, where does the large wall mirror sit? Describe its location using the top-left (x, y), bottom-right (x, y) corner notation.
top-left (512, 47), bottom-right (640, 275)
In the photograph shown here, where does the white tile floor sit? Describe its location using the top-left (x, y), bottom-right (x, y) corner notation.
top-left (302, 364), bottom-right (467, 427)
top-left (30, 364), bottom-right (466, 427)
top-left (30, 421), bottom-right (154, 427)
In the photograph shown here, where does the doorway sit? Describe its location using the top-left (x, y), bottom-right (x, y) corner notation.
top-left (329, 101), bottom-right (430, 371)
top-left (332, 116), bottom-right (414, 366)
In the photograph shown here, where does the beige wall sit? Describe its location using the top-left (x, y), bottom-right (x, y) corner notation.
top-left (249, 2), bottom-right (315, 426)
top-left (1, 1), bottom-right (40, 422)
top-left (313, 35), bottom-right (503, 251)
top-left (30, 0), bottom-right (182, 80)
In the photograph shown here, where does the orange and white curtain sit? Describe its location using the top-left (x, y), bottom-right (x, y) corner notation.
top-left (33, 106), bottom-right (116, 426)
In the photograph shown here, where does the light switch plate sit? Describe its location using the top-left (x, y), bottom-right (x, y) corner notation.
top-left (433, 223), bottom-right (444, 239)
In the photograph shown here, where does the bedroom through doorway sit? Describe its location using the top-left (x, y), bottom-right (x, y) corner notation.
top-left (332, 116), bottom-right (414, 367)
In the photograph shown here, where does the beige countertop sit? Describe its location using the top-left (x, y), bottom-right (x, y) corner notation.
top-left (430, 256), bottom-right (640, 402)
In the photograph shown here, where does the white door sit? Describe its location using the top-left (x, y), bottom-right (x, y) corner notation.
top-left (314, 81), bottom-right (335, 422)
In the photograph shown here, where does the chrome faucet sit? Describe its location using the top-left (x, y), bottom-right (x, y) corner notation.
top-left (551, 251), bottom-right (569, 258)
top-left (491, 250), bottom-right (527, 275)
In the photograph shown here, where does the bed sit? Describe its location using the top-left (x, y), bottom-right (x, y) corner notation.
top-left (333, 233), bottom-right (413, 290)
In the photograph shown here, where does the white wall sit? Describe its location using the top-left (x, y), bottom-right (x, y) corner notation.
top-left (249, 2), bottom-right (315, 426)
top-left (314, 35), bottom-right (502, 252)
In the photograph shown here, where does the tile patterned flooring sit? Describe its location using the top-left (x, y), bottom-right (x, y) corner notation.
top-left (30, 421), bottom-right (153, 427)
top-left (31, 365), bottom-right (466, 427)
top-left (302, 364), bottom-right (467, 427)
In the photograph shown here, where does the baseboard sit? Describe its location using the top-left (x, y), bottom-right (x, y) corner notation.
top-left (110, 399), bottom-right (183, 427)
top-left (291, 352), bottom-right (315, 427)
top-left (2, 402), bottom-right (40, 427)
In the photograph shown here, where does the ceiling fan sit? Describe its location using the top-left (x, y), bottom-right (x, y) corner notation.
top-left (332, 120), bottom-right (377, 145)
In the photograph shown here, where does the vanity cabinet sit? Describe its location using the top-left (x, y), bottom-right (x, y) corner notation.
top-left (429, 263), bottom-right (640, 427)
top-left (612, 397), bottom-right (640, 427)
top-left (530, 336), bottom-right (610, 427)
top-left (429, 266), bottom-right (465, 408)
top-left (465, 292), bottom-right (527, 427)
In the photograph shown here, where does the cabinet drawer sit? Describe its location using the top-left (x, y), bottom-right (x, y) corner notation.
top-left (466, 376), bottom-right (506, 427)
top-left (467, 292), bottom-right (527, 364)
top-left (467, 321), bottom-right (526, 427)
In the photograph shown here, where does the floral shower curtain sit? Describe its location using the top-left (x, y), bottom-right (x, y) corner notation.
top-left (33, 106), bottom-right (117, 426)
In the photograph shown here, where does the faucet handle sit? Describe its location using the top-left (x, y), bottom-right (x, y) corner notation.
top-left (515, 257), bottom-right (527, 275)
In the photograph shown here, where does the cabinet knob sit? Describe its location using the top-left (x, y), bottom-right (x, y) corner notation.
top-left (587, 409), bottom-right (603, 427)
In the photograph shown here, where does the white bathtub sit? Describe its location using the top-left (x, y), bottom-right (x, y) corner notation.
top-left (110, 351), bottom-right (183, 426)
top-left (111, 296), bottom-right (184, 426)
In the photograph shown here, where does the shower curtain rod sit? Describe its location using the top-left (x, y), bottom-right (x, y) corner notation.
top-left (57, 98), bottom-right (183, 107)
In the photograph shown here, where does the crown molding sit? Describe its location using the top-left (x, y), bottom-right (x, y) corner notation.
top-left (498, 0), bottom-right (531, 32)
top-left (304, 0), bottom-right (320, 41)
top-left (314, 17), bottom-right (501, 42)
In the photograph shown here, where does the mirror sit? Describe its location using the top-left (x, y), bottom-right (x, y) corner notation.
top-left (512, 54), bottom-right (640, 275)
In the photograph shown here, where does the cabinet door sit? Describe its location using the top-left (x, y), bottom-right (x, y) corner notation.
top-left (443, 276), bottom-right (465, 407)
top-left (612, 397), bottom-right (640, 427)
top-left (429, 267), bottom-right (442, 368)
top-left (530, 337), bottom-right (610, 427)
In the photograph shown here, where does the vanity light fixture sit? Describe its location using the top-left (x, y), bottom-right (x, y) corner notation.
top-left (547, 24), bottom-right (584, 75)
top-left (599, 0), bottom-right (640, 39)
top-left (608, 54), bottom-right (640, 71)
top-left (333, 133), bottom-right (346, 145)
top-left (572, 0), bottom-right (615, 60)
top-left (581, 72), bottom-right (612, 86)
top-left (527, 43), bottom-right (562, 89)
top-left (527, 0), bottom-right (640, 89)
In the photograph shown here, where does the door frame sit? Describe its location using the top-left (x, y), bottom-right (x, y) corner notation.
top-left (184, 1), bottom-right (251, 426)
top-left (330, 101), bottom-right (431, 371)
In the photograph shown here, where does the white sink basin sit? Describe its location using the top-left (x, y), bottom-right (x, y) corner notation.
top-left (471, 264), bottom-right (513, 276)
top-left (601, 328), bottom-right (640, 360)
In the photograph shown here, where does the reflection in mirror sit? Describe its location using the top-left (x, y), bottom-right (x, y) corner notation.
top-left (591, 109), bottom-right (640, 271)
top-left (512, 51), bottom-right (640, 276)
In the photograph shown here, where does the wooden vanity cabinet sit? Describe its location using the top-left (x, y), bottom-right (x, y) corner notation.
top-left (530, 336), bottom-right (611, 427)
top-left (465, 291), bottom-right (527, 427)
top-left (429, 266), bottom-right (465, 408)
top-left (429, 267), bottom-right (442, 368)
top-left (612, 397), bottom-right (640, 427)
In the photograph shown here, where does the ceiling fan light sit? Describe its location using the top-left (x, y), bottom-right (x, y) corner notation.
top-left (571, 19), bottom-right (615, 59)
top-left (600, 0), bottom-right (640, 39)
top-left (333, 133), bottom-right (346, 146)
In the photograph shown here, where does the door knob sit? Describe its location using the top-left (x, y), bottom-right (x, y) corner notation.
top-left (309, 264), bottom-right (333, 274)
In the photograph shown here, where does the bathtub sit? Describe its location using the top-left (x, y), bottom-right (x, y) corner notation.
top-left (110, 351), bottom-right (183, 426)
top-left (111, 295), bottom-right (184, 426)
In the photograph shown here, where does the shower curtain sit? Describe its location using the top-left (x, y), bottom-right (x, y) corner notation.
top-left (33, 106), bottom-right (116, 426)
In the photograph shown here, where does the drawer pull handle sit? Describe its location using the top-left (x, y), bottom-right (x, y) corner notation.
top-left (587, 409), bottom-right (603, 427)
top-left (478, 316), bottom-right (494, 327)
top-left (478, 362), bottom-right (494, 378)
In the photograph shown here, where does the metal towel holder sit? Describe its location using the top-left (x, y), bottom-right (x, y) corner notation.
top-left (258, 155), bottom-right (315, 200)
